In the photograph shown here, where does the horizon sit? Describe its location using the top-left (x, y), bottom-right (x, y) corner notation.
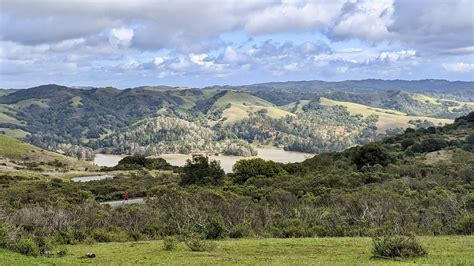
top-left (1, 0), bottom-right (473, 88)
top-left (2, 78), bottom-right (474, 90)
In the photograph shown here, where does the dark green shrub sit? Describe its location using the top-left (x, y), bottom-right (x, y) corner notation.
top-left (163, 236), bottom-right (179, 251)
top-left (352, 143), bottom-right (393, 169)
top-left (57, 247), bottom-right (68, 257)
top-left (228, 224), bottom-right (252, 239)
top-left (34, 236), bottom-right (54, 256)
top-left (372, 236), bottom-right (427, 259)
top-left (92, 228), bottom-right (129, 243)
top-left (232, 158), bottom-right (286, 184)
top-left (271, 219), bottom-right (311, 238)
top-left (456, 215), bottom-right (473, 235)
top-left (0, 224), bottom-right (10, 248)
top-left (205, 215), bottom-right (227, 239)
top-left (179, 155), bottom-right (225, 186)
top-left (420, 138), bottom-right (448, 153)
top-left (15, 238), bottom-right (41, 257)
top-left (185, 238), bottom-right (216, 252)
top-left (401, 139), bottom-right (415, 150)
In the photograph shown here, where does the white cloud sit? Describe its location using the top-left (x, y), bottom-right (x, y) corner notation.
top-left (153, 57), bottom-right (165, 66)
top-left (442, 62), bottom-right (474, 73)
top-left (331, 0), bottom-right (394, 41)
top-left (245, 1), bottom-right (342, 35)
top-left (109, 27), bottom-right (134, 47)
top-left (376, 49), bottom-right (416, 63)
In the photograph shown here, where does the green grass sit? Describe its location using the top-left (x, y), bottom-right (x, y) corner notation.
top-left (70, 96), bottom-right (82, 108)
top-left (1, 236), bottom-right (471, 265)
top-left (214, 91), bottom-right (293, 124)
top-left (0, 128), bottom-right (29, 138)
top-left (0, 135), bottom-right (94, 170)
top-left (319, 97), bottom-right (453, 132)
top-left (0, 112), bottom-right (22, 125)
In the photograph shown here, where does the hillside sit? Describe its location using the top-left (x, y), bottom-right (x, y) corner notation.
top-left (0, 135), bottom-right (94, 172)
top-left (0, 112), bottom-right (472, 262)
top-left (234, 79), bottom-right (474, 99)
top-left (211, 91), bottom-right (293, 124)
top-left (0, 81), bottom-right (472, 158)
top-left (319, 97), bottom-right (453, 132)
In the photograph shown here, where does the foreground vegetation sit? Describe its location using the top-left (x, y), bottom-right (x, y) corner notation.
top-left (0, 236), bottom-right (472, 265)
top-left (0, 112), bottom-right (472, 263)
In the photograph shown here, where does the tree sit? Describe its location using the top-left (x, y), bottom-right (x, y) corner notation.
top-left (352, 143), bottom-right (392, 169)
top-left (401, 138), bottom-right (415, 150)
top-left (420, 138), bottom-right (447, 153)
top-left (180, 155), bottom-right (225, 186)
top-left (232, 158), bottom-right (286, 184)
top-left (466, 133), bottom-right (474, 145)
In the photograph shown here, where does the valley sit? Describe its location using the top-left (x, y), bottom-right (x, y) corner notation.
top-left (0, 80), bottom-right (472, 160)
top-left (0, 81), bottom-right (472, 264)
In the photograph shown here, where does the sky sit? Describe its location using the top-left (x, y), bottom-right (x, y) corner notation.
top-left (0, 0), bottom-right (473, 89)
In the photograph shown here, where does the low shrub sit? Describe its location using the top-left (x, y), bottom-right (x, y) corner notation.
top-left (372, 235), bottom-right (427, 259)
top-left (456, 215), bottom-right (473, 235)
top-left (185, 238), bottom-right (216, 252)
top-left (205, 215), bottom-right (227, 239)
top-left (0, 224), bottom-right (10, 248)
top-left (92, 228), bottom-right (129, 243)
top-left (228, 224), bottom-right (252, 239)
top-left (57, 247), bottom-right (68, 257)
top-left (14, 238), bottom-right (41, 257)
top-left (163, 236), bottom-right (179, 251)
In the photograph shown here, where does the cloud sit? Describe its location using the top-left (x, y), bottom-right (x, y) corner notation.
top-left (442, 62), bottom-right (474, 73)
top-left (109, 27), bottom-right (134, 48)
top-left (331, 0), bottom-right (394, 41)
top-left (244, 1), bottom-right (342, 35)
top-left (389, 0), bottom-right (474, 52)
top-left (1, 0), bottom-right (473, 88)
top-left (375, 49), bottom-right (417, 64)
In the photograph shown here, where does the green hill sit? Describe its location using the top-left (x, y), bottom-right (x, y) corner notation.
top-left (212, 91), bottom-right (293, 124)
top-left (0, 135), bottom-right (84, 167)
top-left (319, 97), bottom-right (453, 132)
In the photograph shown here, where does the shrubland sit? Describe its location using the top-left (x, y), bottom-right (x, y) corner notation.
top-left (0, 112), bottom-right (472, 257)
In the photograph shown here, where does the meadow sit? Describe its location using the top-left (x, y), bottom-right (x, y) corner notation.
top-left (1, 236), bottom-right (472, 265)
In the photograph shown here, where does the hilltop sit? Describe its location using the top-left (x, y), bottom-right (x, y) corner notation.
top-left (0, 80), bottom-right (472, 158)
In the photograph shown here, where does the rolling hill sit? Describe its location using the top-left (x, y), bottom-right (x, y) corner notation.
top-left (0, 80), bottom-right (472, 158)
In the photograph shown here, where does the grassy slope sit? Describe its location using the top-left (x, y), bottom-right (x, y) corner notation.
top-left (0, 135), bottom-right (81, 166)
top-left (319, 97), bottom-right (453, 132)
top-left (214, 91), bottom-right (293, 124)
top-left (410, 93), bottom-right (474, 111)
top-left (1, 236), bottom-right (472, 265)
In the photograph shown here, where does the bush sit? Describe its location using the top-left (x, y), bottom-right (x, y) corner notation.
top-left (0, 224), bottom-right (10, 248)
top-left (271, 219), bottom-right (311, 238)
top-left (228, 224), bottom-right (252, 239)
top-left (57, 247), bottom-right (68, 257)
top-left (185, 238), bottom-right (216, 252)
top-left (352, 143), bottom-right (393, 169)
top-left (92, 228), bottom-right (129, 243)
top-left (163, 236), bottom-right (179, 251)
top-left (180, 155), bottom-right (225, 186)
top-left (372, 236), bottom-right (427, 259)
top-left (205, 215), bottom-right (227, 239)
top-left (34, 236), bottom-right (54, 256)
top-left (456, 215), bottom-right (473, 235)
top-left (15, 238), bottom-right (41, 257)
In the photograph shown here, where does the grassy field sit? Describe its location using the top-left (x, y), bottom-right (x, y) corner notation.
top-left (0, 128), bottom-right (29, 138)
top-left (0, 236), bottom-right (472, 265)
top-left (213, 91), bottom-right (293, 124)
top-left (319, 97), bottom-right (453, 132)
top-left (0, 135), bottom-right (93, 170)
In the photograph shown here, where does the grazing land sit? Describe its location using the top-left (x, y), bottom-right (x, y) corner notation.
top-left (1, 237), bottom-right (472, 265)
